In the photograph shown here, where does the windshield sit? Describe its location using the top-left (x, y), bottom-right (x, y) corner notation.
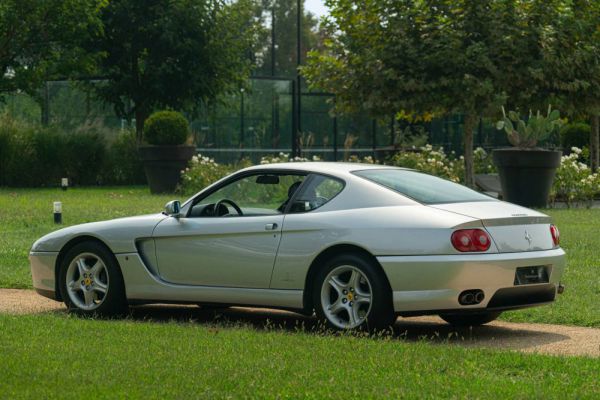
top-left (353, 169), bottom-right (494, 204)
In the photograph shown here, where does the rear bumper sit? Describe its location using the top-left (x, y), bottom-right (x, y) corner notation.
top-left (377, 248), bottom-right (566, 314)
top-left (29, 251), bottom-right (59, 301)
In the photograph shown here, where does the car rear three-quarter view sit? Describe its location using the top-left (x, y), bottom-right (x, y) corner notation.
top-left (29, 162), bottom-right (566, 331)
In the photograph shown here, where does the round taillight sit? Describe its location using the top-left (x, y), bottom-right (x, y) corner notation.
top-left (550, 224), bottom-right (560, 247)
top-left (451, 229), bottom-right (491, 252)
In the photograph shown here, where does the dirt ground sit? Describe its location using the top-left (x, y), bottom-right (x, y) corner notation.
top-left (1, 288), bottom-right (598, 358)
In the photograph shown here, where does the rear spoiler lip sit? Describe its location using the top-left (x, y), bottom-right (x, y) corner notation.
top-left (482, 216), bottom-right (552, 227)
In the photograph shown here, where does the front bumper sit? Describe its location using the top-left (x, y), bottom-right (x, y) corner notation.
top-left (377, 248), bottom-right (566, 314)
top-left (29, 251), bottom-right (59, 300)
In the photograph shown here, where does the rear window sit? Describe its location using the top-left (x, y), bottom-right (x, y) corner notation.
top-left (353, 169), bottom-right (493, 204)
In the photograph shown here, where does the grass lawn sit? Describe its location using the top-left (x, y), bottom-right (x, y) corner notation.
top-left (0, 187), bottom-right (599, 327)
top-left (0, 313), bottom-right (598, 399)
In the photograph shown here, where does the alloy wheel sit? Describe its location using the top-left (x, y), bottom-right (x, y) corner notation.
top-left (65, 252), bottom-right (109, 311)
top-left (320, 265), bottom-right (373, 329)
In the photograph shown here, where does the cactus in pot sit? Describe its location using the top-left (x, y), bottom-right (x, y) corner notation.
top-left (496, 105), bottom-right (563, 148)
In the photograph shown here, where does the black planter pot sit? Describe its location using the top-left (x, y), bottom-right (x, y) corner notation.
top-left (492, 148), bottom-right (562, 208)
top-left (138, 145), bottom-right (196, 194)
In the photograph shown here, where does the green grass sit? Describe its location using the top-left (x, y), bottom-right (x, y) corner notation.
top-left (0, 187), bottom-right (599, 326)
top-left (0, 313), bottom-right (598, 399)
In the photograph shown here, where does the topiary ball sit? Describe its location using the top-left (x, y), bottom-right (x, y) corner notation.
top-left (144, 111), bottom-right (190, 146)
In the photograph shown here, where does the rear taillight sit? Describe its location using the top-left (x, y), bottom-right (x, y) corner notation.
top-left (451, 229), bottom-right (491, 252)
top-left (550, 224), bottom-right (560, 247)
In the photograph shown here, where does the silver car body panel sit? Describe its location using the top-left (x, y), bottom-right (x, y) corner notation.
top-left (29, 162), bottom-right (567, 314)
top-left (379, 248), bottom-right (565, 311)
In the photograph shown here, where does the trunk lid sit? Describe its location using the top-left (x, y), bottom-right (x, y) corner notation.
top-left (430, 201), bottom-right (554, 252)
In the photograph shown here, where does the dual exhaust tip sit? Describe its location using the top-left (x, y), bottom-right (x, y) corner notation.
top-left (459, 289), bottom-right (485, 305)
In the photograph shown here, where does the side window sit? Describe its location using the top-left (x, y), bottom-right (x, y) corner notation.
top-left (289, 174), bottom-right (344, 213)
top-left (189, 173), bottom-right (306, 217)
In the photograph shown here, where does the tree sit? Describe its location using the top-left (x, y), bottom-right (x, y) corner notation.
top-left (255, 0), bottom-right (320, 77)
top-left (87, 0), bottom-right (263, 140)
top-left (543, 0), bottom-right (600, 171)
top-left (0, 0), bottom-right (101, 98)
top-left (303, 0), bottom-right (570, 186)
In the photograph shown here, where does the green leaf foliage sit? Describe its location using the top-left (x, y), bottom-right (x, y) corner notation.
top-left (0, 0), bottom-right (103, 97)
top-left (85, 0), bottom-right (263, 137)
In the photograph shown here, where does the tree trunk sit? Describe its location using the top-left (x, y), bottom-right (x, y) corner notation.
top-left (135, 108), bottom-right (147, 145)
top-left (463, 113), bottom-right (476, 188)
top-left (591, 114), bottom-right (599, 172)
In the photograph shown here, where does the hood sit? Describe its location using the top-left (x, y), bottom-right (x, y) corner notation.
top-left (32, 214), bottom-right (168, 253)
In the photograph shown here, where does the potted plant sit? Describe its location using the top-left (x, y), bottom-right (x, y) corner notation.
top-left (493, 106), bottom-right (563, 207)
top-left (138, 110), bottom-right (196, 193)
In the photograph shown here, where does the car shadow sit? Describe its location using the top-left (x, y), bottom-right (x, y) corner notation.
top-left (124, 304), bottom-right (571, 353)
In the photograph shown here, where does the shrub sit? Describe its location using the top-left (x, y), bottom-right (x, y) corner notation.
top-left (178, 155), bottom-right (235, 195)
top-left (143, 111), bottom-right (190, 145)
top-left (0, 113), bottom-right (143, 187)
top-left (551, 147), bottom-right (600, 207)
top-left (560, 122), bottom-right (590, 153)
top-left (102, 130), bottom-right (146, 185)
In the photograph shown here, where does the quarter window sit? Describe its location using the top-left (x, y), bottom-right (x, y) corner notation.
top-left (288, 174), bottom-right (344, 213)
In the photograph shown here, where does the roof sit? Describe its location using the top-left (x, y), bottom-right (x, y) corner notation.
top-left (242, 162), bottom-right (402, 176)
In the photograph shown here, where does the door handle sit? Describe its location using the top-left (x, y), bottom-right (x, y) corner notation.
top-left (265, 223), bottom-right (278, 231)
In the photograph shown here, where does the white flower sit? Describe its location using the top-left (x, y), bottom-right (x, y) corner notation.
top-left (571, 147), bottom-right (582, 154)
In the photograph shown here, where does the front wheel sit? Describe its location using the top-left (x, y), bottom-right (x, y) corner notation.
top-left (313, 254), bottom-right (394, 331)
top-left (59, 241), bottom-right (128, 317)
top-left (439, 311), bottom-right (501, 326)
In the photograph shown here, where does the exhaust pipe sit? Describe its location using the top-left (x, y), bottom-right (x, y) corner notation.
top-left (459, 292), bottom-right (475, 305)
top-left (458, 289), bottom-right (485, 305)
top-left (474, 291), bottom-right (485, 303)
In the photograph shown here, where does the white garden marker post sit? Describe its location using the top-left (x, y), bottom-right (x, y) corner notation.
top-left (53, 202), bottom-right (62, 224)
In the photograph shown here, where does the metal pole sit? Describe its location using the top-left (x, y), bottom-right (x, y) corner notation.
top-left (240, 90), bottom-right (245, 149)
top-left (291, 82), bottom-right (297, 156)
top-left (372, 119), bottom-right (377, 159)
top-left (295, 0), bottom-right (302, 157)
top-left (271, 5), bottom-right (276, 77)
top-left (333, 100), bottom-right (338, 161)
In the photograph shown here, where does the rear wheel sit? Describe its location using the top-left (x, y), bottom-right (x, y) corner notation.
top-left (439, 311), bottom-right (501, 326)
top-left (313, 254), bottom-right (394, 331)
top-left (59, 241), bottom-right (127, 317)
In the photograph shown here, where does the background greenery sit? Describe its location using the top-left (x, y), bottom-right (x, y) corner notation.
top-left (1, 187), bottom-right (597, 327)
top-left (0, 114), bottom-right (145, 186)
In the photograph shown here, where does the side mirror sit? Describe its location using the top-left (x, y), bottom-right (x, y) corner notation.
top-left (164, 200), bottom-right (181, 217)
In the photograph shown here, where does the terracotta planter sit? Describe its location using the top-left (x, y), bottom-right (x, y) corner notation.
top-left (138, 145), bottom-right (195, 193)
top-left (492, 148), bottom-right (561, 208)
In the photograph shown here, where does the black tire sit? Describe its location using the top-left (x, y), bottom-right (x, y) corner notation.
top-left (313, 253), bottom-right (395, 331)
top-left (59, 241), bottom-right (128, 317)
top-left (439, 311), bottom-right (501, 327)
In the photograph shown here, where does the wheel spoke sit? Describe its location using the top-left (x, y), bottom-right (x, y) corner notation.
top-left (355, 293), bottom-right (371, 306)
top-left (69, 280), bottom-right (82, 291)
top-left (328, 276), bottom-right (345, 295)
top-left (347, 305), bottom-right (359, 326)
top-left (89, 260), bottom-right (103, 279)
top-left (76, 259), bottom-right (88, 276)
top-left (83, 289), bottom-right (94, 306)
top-left (327, 299), bottom-right (345, 315)
top-left (348, 270), bottom-right (361, 290)
top-left (93, 281), bottom-right (107, 294)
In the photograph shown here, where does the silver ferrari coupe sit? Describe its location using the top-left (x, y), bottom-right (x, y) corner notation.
top-left (30, 162), bottom-right (565, 330)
